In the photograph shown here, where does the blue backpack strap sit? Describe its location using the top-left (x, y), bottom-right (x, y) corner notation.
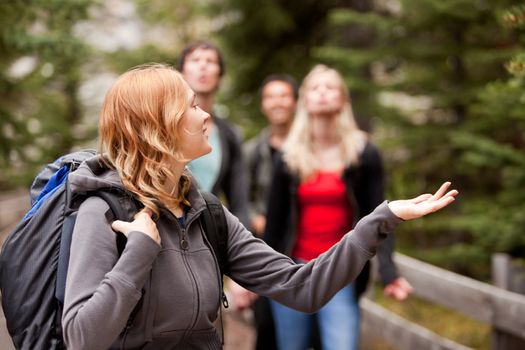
top-left (24, 165), bottom-right (70, 220)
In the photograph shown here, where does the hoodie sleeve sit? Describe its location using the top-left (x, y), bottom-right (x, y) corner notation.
top-left (62, 196), bottom-right (160, 350)
top-left (357, 142), bottom-right (398, 286)
top-left (226, 200), bottom-right (403, 313)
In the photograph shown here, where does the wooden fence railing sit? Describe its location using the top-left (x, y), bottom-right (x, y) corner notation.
top-left (360, 253), bottom-right (525, 349)
top-left (360, 298), bottom-right (472, 350)
top-left (2, 190), bottom-right (525, 350)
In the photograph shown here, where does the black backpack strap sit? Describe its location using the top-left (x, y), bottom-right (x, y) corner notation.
top-left (54, 187), bottom-right (142, 348)
top-left (86, 189), bottom-right (144, 345)
top-left (200, 191), bottom-right (229, 277)
top-left (93, 189), bottom-right (142, 255)
top-left (199, 191), bottom-right (229, 345)
top-left (56, 188), bottom-right (141, 305)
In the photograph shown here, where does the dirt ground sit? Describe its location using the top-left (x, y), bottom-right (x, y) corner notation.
top-left (223, 309), bottom-right (256, 350)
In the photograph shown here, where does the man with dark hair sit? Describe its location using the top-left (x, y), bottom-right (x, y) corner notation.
top-left (176, 41), bottom-right (225, 78)
top-left (177, 42), bottom-right (249, 226)
top-left (230, 74), bottom-right (300, 349)
top-left (245, 74), bottom-right (298, 237)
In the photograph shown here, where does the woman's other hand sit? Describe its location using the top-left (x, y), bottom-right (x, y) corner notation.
top-left (251, 214), bottom-right (267, 238)
top-left (228, 280), bottom-right (258, 311)
top-left (388, 182), bottom-right (458, 221)
top-left (111, 208), bottom-right (161, 246)
top-left (383, 277), bottom-right (413, 301)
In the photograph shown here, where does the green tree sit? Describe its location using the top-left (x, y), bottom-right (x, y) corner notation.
top-left (316, 0), bottom-right (524, 278)
top-left (105, 0), bottom-right (209, 73)
top-left (0, 0), bottom-right (94, 189)
top-left (211, 0), bottom-right (350, 137)
top-left (458, 3), bottom-right (525, 260)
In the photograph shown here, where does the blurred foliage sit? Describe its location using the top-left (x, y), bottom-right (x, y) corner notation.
top-left (314, 0), bottom-right (525, 279)
top-left (208, 0), bottom-right (356, 138)
top-left (0, 0), bottom-right (208, 189)
top-left (106, 0), bottom-right (210, 73)
top-left (0, 0), bottom-right (95, 189)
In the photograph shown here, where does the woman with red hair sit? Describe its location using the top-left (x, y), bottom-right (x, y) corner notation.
top-left (61, 63), bottom-right (457, 349)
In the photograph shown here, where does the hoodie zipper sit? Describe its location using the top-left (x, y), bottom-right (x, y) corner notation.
top-left (163, 208), bottom-right (224, 343)
top-left (174, 214), bottom-right (203, 343)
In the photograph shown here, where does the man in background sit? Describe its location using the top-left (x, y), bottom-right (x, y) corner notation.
top-left (244, 74), bottom-right (298, 237)
top-left (177, 42), bottom-right (249, 226)
top-left (232, 74), bottom-right (299, 349)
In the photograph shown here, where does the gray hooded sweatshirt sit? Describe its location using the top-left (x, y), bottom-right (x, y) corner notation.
top-left (62, 156), bottom-right (403, 349)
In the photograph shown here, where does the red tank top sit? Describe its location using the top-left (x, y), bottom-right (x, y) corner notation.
top-left (292, 171), bottom-right (353, 261)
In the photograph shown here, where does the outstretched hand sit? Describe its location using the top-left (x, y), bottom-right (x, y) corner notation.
top-left (388, 182), bottom-right (458, 221)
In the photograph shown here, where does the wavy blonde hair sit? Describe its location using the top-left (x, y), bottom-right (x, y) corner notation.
top-left (283, 64), bottom-right (367, 180)
top-left (98, 63), bottom-right (192, 216)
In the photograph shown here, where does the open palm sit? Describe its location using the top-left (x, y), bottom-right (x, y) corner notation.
top-left (388, 182), bottom-right (458, 221)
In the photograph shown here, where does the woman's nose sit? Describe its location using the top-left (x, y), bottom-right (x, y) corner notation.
top-left (198, 60), bottom-right (207, 70)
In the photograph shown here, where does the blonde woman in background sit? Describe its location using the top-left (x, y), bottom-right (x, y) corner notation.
top-left (265, 64), bottom-right (413, 350)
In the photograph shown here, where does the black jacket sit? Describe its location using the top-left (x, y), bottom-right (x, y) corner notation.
top-left (211, 116), bottom-right (249, 226)
top-left (264, 141), bottom-right (398, 299)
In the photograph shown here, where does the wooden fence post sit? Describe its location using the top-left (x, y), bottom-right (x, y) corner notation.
top-left (491, 253), bottom-right (525, 350)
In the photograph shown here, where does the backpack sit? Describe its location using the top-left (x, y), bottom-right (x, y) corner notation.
top-left (0, 150), bottom-right (228, 350)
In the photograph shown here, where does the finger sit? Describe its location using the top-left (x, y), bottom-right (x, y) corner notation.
top-left (431, 182), bottom-right (451, 200)
top-left (135, 208), bottom-right (154, 220)
top-left (398, 283), bottom-right (413, 295)
top-left (385, 286), bottom-right (406, 300)
top-left (111, 220), bottom-right (128, 234)
top-left (427, 195), bottom-right (456, 213)
top-left (410, 193), bottom-right (432, 204)
top-left (398, 279), bottom-right (414, 293)
top-left (141, 207), bottom-right (154, 216)
top-left (395, 289), bottom-right (409, 300)
top-left (444, 189), bottom-right (459, 198)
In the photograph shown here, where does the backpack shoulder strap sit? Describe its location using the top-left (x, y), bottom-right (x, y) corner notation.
top-left (199, 191), bottom-right (228, 277)
top-left (57, 188), bottom-right (140, 303)
top-left (199, 191), bottom-right (230, 343)
top-left (91, 189), bottom-right (141, 254)
top-left (54, 188), bottom-right (141, 346)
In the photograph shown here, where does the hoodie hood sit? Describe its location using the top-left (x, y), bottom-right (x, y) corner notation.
top-left (68, 154), bottom-right (210, 217)
top-left (68, 155), bottom-right (125, 194)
